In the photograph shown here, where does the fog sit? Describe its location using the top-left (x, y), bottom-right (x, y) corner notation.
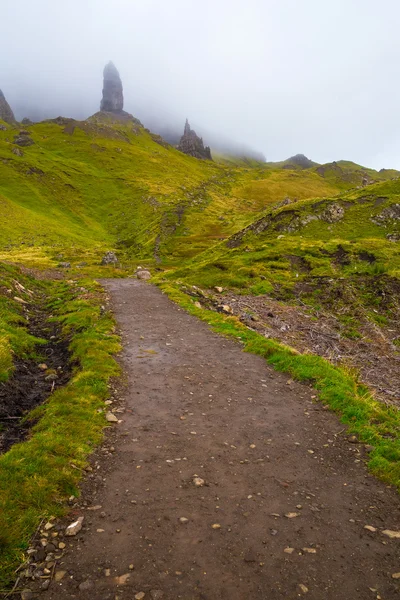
top-left (2, 0), bottom-right (400, 168)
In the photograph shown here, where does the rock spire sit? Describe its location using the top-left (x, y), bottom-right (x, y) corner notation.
top-left (100, 61), bottom-right (124, 113)
top-left (178, 119), bottom-right (212, 160)
top-left (0, 89), bottom-right (16, 124)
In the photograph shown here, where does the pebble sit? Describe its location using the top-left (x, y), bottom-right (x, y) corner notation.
top-left (115, 573), bottom-right (130, 585)
top-left (21, 591), bottom-right (34, 600)
top-left (129, 564), bottom-right (134, 570)
top-left (193, 477), bottom-right (205, 487)
top-left (106, 412), bottom-right (119, 423)
top-left (284, 547), bottom-right (294, 554)
top-left (105, 569), bottom-right (111, 576)
top-left (302, 548), bottom-right (317, 554)
top-left (179, 517), bottom-right (189, 524)
top-left (41, 580), bottom-right (51, 590)
top-left (392, 573), bottom-right (400, 579)
top-left (44, 521), bottom-right (55, 531)
top-left (58, 542), bottom-right (66, 549)
top-left (285, 512), bottom-right (300, 518)
top-left (299, 584), bottom-right (309, 593)
top-left (211, 523), bottom-right (221, 529)
top-left (54, 570), bottom-right (67, 582)
top-left (135, 593), bottom-right (145, 599)
top-left (364, 525), bottom-right (377, 532)
top-left (382, 529), bottom-right (400, 539)
top-left (65, 516), bottom-right (84, 536)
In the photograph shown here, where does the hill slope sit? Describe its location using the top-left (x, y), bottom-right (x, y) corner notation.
top-left (0, 116), bottom-right (386, 267)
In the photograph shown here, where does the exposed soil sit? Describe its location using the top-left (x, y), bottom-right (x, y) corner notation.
top-left (20, 279), bottom-right (400, 600)
top-left (187, 277), bottom-right (400, 406)
top-left (0, 307), bottom-right (71, 453)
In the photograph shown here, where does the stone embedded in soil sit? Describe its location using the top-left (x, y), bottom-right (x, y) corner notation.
top-left (135, 593), bottom-right (146, 600)
top-left (284, 547), bottom-right (294, 554)
top-left (364, 525), bottom-right (377, 532)
top-left (54, 570), bottom-right (67, 582)
top-left (179, 517), bottom-right (189, 524)
top-left (392, 573), bottom-right (400, 579)
top-left (382, 529), bottom-right (400, 539)
top-left (298, 583), bottom-right (309, 593)
top-left (20, 590), bottom-right (34, 600)
top-left (114, 573), bottom-right (131, 585)
top-left (65, 516), bottom-right (84, 536)
top-left (106, 412), bottom-right (119, 423)
top-left (193, 476), bottom-right (205, 487)
top-left (285, 512), bottom-right (300, 518)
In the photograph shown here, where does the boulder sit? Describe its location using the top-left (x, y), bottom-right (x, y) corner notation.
top-left (101, 251), bottom-right (119, 266)
top-left (14, 131), bottom-right (34, 147)
top-left (137, 269), bottom-right (151, 280)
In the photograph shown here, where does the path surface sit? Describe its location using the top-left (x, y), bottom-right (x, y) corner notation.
top-left (47, 280), bottom-right (400, 600)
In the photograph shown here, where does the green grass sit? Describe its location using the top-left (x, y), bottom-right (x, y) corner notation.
top-left (159, 282), bottom-right (400, 491)
top-left (0, 267), bottom-right (120, 588)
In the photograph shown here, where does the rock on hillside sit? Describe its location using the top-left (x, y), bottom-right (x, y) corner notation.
top-left (100, 61), bottom-right (124, 113)
top-left (178, 119), bottom-right (212, 160)
top-left (0, 89), bottom-right (16, 124)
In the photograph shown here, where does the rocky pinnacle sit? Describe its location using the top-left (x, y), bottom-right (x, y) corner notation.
top-left (100, 61), bottom-right (124, 113)
top-left (178, 119), bottom-right (212, 160)
top-left (0, 89), bottom-right (16, 124)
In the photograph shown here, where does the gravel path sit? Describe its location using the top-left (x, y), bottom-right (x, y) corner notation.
top-left (45, 279), bottom-right (400, 600)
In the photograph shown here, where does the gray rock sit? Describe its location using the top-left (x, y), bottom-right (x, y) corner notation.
top-left (65, 515), bottom-right (84, 536)
top-left (14, 132), bottom-right (34, 147)
top-left (12, 147), bottom-right (24, 156)
top-left (20, 591), bottom-right (33, 600)
top-left (100, 62), bottom-right (124, 113)
top-left (321, 203), bottom-right (345, 223)
top-left (58, 262), bottom-right (71, 268)
top-left (101, 251), bottom-right (119, 266)
top-left (0, 89), bottom-right (16, 124)
top-left (137, 269), bottom-right (151, 280)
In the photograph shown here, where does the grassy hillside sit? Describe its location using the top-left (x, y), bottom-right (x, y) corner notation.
top-left (0, 116), bottom-right (378, 268)
top-left (162, 178), bottom-right (400, 290)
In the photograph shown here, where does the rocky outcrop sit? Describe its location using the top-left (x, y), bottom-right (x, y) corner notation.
top-left (0, 89), bottom-right (16, 124)
top-left (177, 119), bottom-right (212, 160)
top-left (13, 130), bottom-right (34, 147)
top-left (100, 62), bottom-right (124, 113)
top-left (101, 251), bottom-right (119, 266)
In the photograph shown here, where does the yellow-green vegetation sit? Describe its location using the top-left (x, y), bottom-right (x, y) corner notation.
top-left (159, 283), bottom-right (400, 491)
top-left (0, 264), bottom-right (120, 587)
top-left (163, 178), bottom-right (400, 291)
top-left (0, 263), bottom-right (45, 382)
top-left (0, 116), bottom-right (377, 268)
top-left (1, 111), bottom-right (400, 587)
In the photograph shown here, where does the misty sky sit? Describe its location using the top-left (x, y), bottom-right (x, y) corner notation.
top-left (2, 0), bottom-right (400, 168)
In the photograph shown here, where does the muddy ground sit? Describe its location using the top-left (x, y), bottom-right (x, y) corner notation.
top-left (0, 307), bottom-right (71, 453)
top-left (17, 279), bottom-right (400, 600)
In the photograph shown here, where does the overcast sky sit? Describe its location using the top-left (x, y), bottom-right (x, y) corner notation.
top-left (1, 0), bottom-right (399, 168)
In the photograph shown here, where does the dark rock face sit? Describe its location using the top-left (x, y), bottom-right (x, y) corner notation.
top-left (100, 62), bottom-right (124, 113)
top-left (0, 89), bottom-right (16, 124)
top-left (177, 119), bottom-right (212, 160)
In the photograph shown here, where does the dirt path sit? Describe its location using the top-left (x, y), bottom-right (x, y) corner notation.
top-left (45, 279), bottom-right (400, 600)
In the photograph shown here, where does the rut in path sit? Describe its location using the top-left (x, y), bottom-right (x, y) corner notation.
top-left (46, 279), bottom-right (400, 600)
